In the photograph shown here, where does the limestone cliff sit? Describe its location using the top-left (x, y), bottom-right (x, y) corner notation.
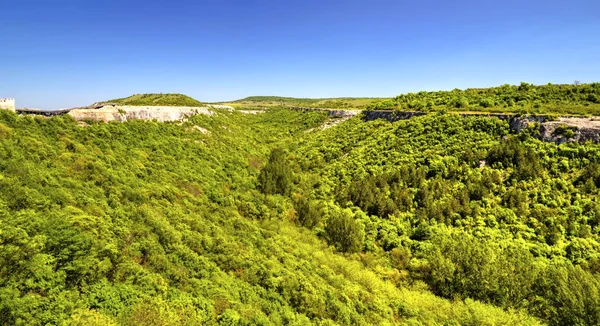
top-left (539, 117), bottom-right (600, 144)
top-left (68, 105), bottom-right (218, 122)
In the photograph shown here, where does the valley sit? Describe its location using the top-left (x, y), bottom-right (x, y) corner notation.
top-left (1, 83), bottom-right (600, 325)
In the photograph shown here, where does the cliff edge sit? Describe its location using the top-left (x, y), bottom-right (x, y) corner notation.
top-left (68, 105), bottom-right (220, 122)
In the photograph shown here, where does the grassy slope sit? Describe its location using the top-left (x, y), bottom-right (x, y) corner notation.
top-left (100, 93), bottom-right (204, 107)
top-left (220, 96), bottom-right (389, 110)
top-left (0, 109), bottom-right (538, 325)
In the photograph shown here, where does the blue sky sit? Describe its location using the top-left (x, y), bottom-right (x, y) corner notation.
top-left (1, 0), bottom-right (599, 109)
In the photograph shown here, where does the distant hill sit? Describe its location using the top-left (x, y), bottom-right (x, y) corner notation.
top-left (238, 96), bottom-right (314, 102)
top-left (100, 93), bottom-right (203, 107)
top-left (222, 96), bottom-right (389, 110)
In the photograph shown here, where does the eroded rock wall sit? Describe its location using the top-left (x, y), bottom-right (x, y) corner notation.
top-left (68, 105), bottom-right (214, 122)
top-left (539, 118), bottom-right (600, 144)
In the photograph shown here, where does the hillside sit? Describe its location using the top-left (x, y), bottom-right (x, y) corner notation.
top-left (222, 96), bottom-right (388, 110)
top-left (368, 82), bottom-right (600, 115)
top-left (290, 113), bottom-right (600, 325)
top-left (100, 93), bottom-right (204, 107)
top-left (0, 109), bottom-right (543, 325)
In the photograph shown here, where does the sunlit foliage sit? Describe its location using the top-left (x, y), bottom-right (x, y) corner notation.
top-left (293, 112), bottom-right (600, 325)
top-left (368, 82), bottom-right (600, 115)
top-left (0, 109), bottom-right (540, 325)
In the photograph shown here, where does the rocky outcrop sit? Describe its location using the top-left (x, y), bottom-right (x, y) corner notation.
top-left (238, 110), bottom-right (265, 115)
top-left (327, 110), bottom-right (362, 118)
top-left (68, 105), bottom-right (214, 122)
top-left (290, 107), bottom-right (361, 118)
top-left (363, 110), bottom-right (427, 121)
top-left (539, 118), bottom-right (600, 144)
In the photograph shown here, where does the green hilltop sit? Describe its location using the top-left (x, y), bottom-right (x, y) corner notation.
top-left (368, 82), bottom-right (600, 115)
top-left (100, 93), bottom-right (204, 107)
top-left (222, 82), bottom-right (600, 115)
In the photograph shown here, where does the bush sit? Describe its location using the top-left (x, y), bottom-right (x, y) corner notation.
top-left (450, 96), bottom-right (469, 109)
top-left (325, 209), bottom-right (364, 253)
top-left (480, 98), bottom-right (494, 108)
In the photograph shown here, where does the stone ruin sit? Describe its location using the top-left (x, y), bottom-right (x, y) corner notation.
top-left (0, 98), bottom-right (15, 111)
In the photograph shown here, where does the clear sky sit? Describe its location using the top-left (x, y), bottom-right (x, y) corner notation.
top-left (1, 0), bottom-right (599, 109)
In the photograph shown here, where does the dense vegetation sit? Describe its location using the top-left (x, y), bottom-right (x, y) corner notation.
top-left (223, 96), bottom-right (386, 110)
top-left (0, 109), bottom-right (542, 325)
top-left (368, 82), bottom-right (600, 115)
top-left (288, 113), bottom-right (600, 325)
top-left (100, 94), bottom-right (204, 107)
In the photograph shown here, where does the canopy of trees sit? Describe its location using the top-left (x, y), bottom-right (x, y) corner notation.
top-left (4, 101), bottom-right (600, 325)
top-left (367, 82), bottom-right (600, 115)
top-left (292, 112), bottom-right (600, 325)
top-left (0, 109), bottom-right (540, 325)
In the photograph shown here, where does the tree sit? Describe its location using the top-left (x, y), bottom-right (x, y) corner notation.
top-left (258, 148), bottom-right (293, 195)
top-left (518, 82), bottom-right (533, 91)
top-left (325, 209), bottom-right (364, 253)
top-left (294, 197), bottom-right (321, 229)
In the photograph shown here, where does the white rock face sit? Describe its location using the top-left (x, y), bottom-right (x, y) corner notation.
top-left (539, 117), bottom-right (600, 143)
top-left (238, 110), bottom-right (265, 115)
top-left (68, 105), bottom-right (214, 122)
top-left (192, 125), bottom-right (210, 134)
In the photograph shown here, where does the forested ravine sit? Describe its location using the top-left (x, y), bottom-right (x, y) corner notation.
top-left (1, 108), bottom-right (599, 325)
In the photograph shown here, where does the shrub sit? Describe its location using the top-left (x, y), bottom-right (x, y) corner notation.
top-left (450, 96), bottom-right (469, 109)
top-left (480, 98), bottom-right (494, 108)
top-left (325, 209), bottom-right (365, 253)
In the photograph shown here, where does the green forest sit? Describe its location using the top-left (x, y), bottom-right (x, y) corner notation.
top-left (1, 105), bottom-right (599, 325)
top-left (368, 82), bottom-right (600, 115)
